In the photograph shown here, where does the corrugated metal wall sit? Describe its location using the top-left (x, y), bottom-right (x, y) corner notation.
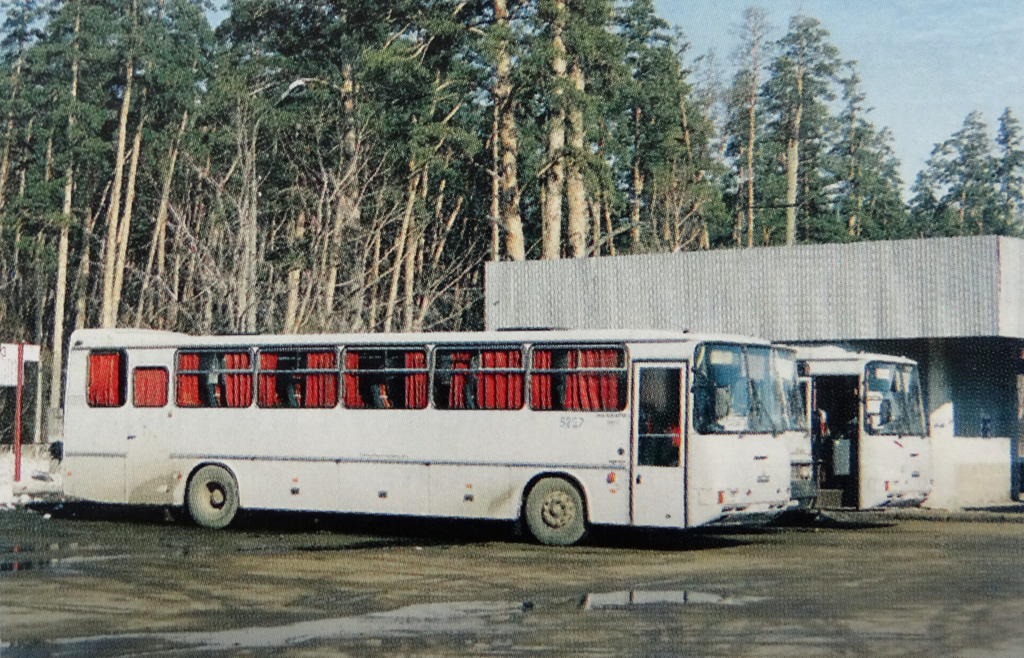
top-left (486, 236), bottom-right (1021, 341)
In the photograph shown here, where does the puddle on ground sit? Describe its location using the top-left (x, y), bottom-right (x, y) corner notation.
top-left (582, 589), bottom-right (768, 610)
top-left (33, 601), bottom-right (524, 654)
top-left (5, 588), bottom-right (766, 655)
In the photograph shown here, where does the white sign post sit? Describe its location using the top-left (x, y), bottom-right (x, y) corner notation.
top-left (1, 343), bottom-right (41, 483)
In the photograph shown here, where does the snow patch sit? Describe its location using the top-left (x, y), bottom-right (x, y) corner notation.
top-left (0, 449), bottom-right (63, 509)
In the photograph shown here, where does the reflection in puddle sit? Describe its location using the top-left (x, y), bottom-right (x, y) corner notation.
top-left (0, 555), bottom-right (129, 573)
top-left (52, 601), bottom-right (523, 651)
top-left (582, 589), bottom-right (767, 610)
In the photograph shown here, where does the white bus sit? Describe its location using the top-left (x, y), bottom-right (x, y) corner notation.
top-left (59, 328), bottom-right (792, 545)
top-left (797, 346), bottom-right (932, 509)
top-left (773, 347), bottom-right (815, 507)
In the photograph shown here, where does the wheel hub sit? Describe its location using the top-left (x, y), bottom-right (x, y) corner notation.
top-left (540, 491), bottom-right (575, 529)
top-left (208, 485), bottom-right (225, 509)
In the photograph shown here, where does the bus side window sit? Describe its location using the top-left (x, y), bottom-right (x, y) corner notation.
top-left (530, 346), bottom-right (626, 412)
top-left (88, 351), bottom-right (127, 407)
top-left (343, 348), bottom-right (427, 410)
top-left (176, 351), bottom-right (252, 408)
top-left (258, 350), bottom-right (338, 409)
top-left (133, 367), bottom-right (168, 407)
top-left (433, 347), bottom-right (524, 410)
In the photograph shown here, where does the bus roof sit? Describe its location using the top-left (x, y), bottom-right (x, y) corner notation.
top-left (792, 345), bottom-right (918, 368)
top-left (69, 327), bottom-right (772, 350)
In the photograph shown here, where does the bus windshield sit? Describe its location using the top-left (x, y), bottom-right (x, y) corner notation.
top-left (773, 349), bottom-right (808, 432)
top-left (693, 343), bottom-right (786, 435)
top-left (864, 361), bottom-right (925, 436)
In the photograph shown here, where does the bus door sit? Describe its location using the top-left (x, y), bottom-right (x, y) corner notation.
top-left (810, 374), bottom-right (860, 508)
top-left (125, 366), bottom-right (176, 505)
top-left (631, 363), bottom-right (687, 528)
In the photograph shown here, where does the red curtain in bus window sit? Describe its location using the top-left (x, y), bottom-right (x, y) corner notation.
top-left (565, 349), bottom-right (620, 411)
top-left (177, 353), bottom-right (201, 406)
top-left (134, 368), bottom-right (168, 407)
top-left (476, 350), bottom-right (522, 409)
top-left (404, 352), bottom-right (427, 409)
top-left (531, 350), bottom-right (553, 410)
top-left (306, 351), bottom-right (337, 408)
top-left (598, 349), bottom-right (620, 409)
top-left (258, 353), bottom-right (280, 407)
top-left (223, 352), bottom-right (252, 408)
top-left (448, 352), bottom-right (472, 409)
top-left (88, 352), bottom-right (122, 406)
top-left (343, 352), bottom-right (363, 408)
top-left (564, 349), bottom-right (581, 410)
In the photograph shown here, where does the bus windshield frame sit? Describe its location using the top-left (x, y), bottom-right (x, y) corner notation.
top-left (863, 361), bottom-right (925, 437)
top-left (774, 348), bottom-right (808, 432)
top-left (692, 342), bottom-right (787, 435)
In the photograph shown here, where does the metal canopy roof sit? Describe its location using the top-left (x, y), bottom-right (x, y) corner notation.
top-left (485, 236), bottom-right (1024, 342)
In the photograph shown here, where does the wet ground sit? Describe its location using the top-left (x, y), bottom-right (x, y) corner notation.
top-left (1, 506), bottom-right (1023, 657)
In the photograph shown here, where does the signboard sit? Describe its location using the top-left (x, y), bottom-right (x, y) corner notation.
top-left (0, 343), bottom-right (40, 387)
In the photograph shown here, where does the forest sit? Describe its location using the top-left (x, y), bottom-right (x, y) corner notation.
top-left (1, 0), bottom-right (1022, 410)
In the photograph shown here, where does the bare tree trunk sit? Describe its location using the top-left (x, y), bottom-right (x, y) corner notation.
top-left (603, 191), bottom-right (615, 256)
top-left (383, 166), bottom-right (420, 332)
top-left (566, 60), bottom-right (587, 258)
top-left (785, 61), bottom-right (803, 246)
top-left (401, 227), bottom-right (418, 331)
top-left (494, 0), bottom-right (524, 261)
top-left (136, 110), bottom-right (187, 326)
top-left (631, 108), bottom-right (643, 248)
top-left (323, 63), bottom-right (360, 326)
top-left (74, 204), bottom-right (99, 331)
top-left (489, 110), bottom-right (500, 261)
top-left (745, 38), bottom-right (759, 247)
top-left (50, 7), bottom-right (81, 410)
top-left (283, 210), bottom-right (305, 333)
top-left (0, 51), bottom-right (23, 213)
top-left (112, 115), bottom-right (145, 323)
top-left (367, 227), bottom-right (382, 330)
top-left (236, 112), bottom-right (260, 333)
top-left (101, 57), bottom-right (134, 327)
top-left (542, 0), bottom-right (567, 260)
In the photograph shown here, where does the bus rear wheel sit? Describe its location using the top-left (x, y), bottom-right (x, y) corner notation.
top-left (186, 465), bottom-right (239, 529)
top-left (524, 478), bottom-right (587, 546)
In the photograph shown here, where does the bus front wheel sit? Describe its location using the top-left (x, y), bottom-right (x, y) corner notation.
top-left (186, 465), bottom-right (239, 529)
top-left (524, 478), bottom-right (587, 546)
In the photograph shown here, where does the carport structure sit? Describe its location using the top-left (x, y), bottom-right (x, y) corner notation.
top-left (485, 235), bottom-right (1024, 505)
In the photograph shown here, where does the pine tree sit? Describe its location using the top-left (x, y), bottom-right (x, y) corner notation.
top-left (914, 111), bottom-right (1004, 236)
top-left (762, 14), bottom-right (841, 245)
top-left (822, 65), bottom-right (908, 241)
top-left (996, 108), bottom-right (1024, 233)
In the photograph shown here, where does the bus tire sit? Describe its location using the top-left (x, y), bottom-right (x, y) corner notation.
top-left (186, 465), bottom-right (239, 529)
top-left (524, 478), bottom-right (587, 546)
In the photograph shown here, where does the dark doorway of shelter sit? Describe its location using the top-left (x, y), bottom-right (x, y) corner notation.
top-left (812, 375), bottom-right (860, 508)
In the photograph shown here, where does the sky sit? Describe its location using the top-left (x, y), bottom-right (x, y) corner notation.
top-left (655, 0), bottom-right (1024, 189)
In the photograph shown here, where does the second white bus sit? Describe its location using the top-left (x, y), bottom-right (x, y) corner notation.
top-left (797, 346), bottom-right (932, 509)
top-left (60, 328), bottom-right (793, 545)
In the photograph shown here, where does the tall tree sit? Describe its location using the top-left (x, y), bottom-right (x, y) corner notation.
top-left (996, 108), bottom-right (1024, 232)
top-left (762, 14), bottom-right (840, 245)
top-left (724, 6), bottom-right (770, 248)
